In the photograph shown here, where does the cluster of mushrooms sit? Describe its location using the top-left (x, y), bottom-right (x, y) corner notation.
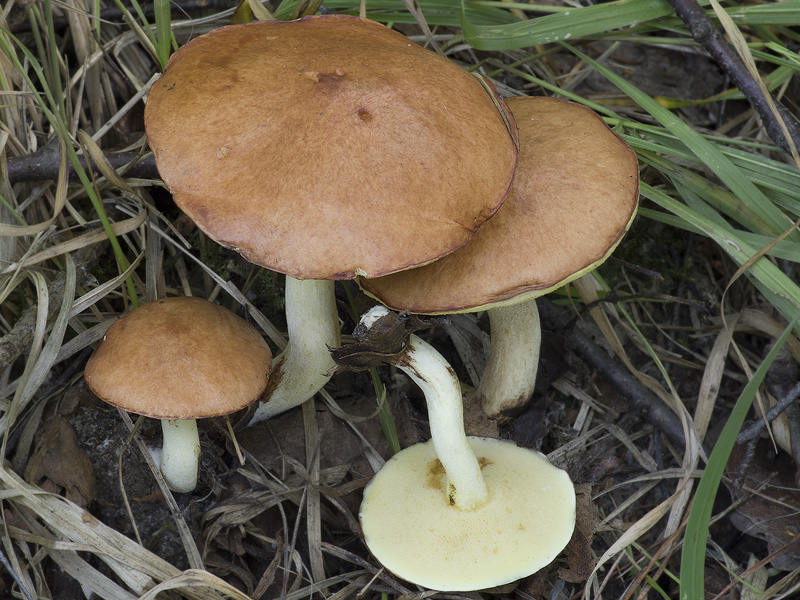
top-left (84, 14), bottom-right (640, 592)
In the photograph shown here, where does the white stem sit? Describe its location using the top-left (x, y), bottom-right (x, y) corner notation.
top-left (160, 419), bottom-right (200, 493)
top-left (248, 277), bottom-right (341, 425)
top-left (475, 300), bottom-right (541, 420)
top-left (398, 334), bottom-right (488, 510)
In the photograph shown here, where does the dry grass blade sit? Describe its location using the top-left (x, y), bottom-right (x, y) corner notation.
top-left (3, 1), bottom-right (800, 598)
top-left (735, 308), bottom-right (800, 453)
top-left (70, 251), bottom-right (145, 318)
top-left (0, 519), bottom-right (37, 600)
top-left (44, 547), bottom-right (139, 600)
top-left (0, 136), bottom-right (67, 238)
top-left (114, 408), bottom-right (204, 570)
top-left (695, 312), bottom-right (740, 443)
top-left (681, 317), bottom-right (799, 599)
top-left (707, 0), bottom-right (799, 166)
top-left (1, 256), bottom-right (75, 437)
top-left (303, 398), bottom-right (325, 586)
top-left (138, 569), bottom-right (253, 600)
top-left (573, 278), bottom-right (674, 407)
top-left (0, 465), bottom-right (254, 600)
top-left (573, 273), bottom-right (707, 594)
top-left (0, 465), bottom-right (173, 593)
top-left (586, 490), bottom-right (685, 600)
top-left (121, 204), bottom-right (287, 348)
top-left (247, 0), bottom-right (275, 21)
top-left (0, 210), bottom-right (145, 274)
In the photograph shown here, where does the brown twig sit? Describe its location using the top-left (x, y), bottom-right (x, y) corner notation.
top-left (6, 146), bottom-right (157, 185)
top-left (539, 300), bottom-right (687, 450)
top-left (667, 0), bottom-right (800, 153)
top-left (736, 381), bottom-right (800, 445)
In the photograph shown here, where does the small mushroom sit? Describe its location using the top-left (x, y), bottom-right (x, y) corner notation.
top-left (84, 297), bottom-right (272, 493)
top-left (342, 307), bottom-right (575, 590)
top-left (144, 15), bottom-right (518, 425)
top-left (361, 96), bottom-right (640, 419)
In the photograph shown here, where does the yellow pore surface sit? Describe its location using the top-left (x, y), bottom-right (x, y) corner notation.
top-left (360, 437), bottom-right (576, 591)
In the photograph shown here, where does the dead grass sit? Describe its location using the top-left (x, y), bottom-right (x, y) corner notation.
top-left (2, 1), bottom-right (800, 599)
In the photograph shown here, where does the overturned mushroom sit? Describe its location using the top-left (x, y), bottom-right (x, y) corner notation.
top-left (332, 306), bottom-right (575, 590)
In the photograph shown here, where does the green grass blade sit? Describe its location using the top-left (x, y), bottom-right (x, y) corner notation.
top-left (461, 0), bottom-right (675, 50)
top-left (564, 43), bottom-right (799, 243)
top-left (0, 29), bottom-right (139, 308)
top-left (724, 1), bottom-right (800, 26)
top-left (679, 313), bottom-right (800, 600)
top-left (42, 0), bottom-right (66, 118)
top-left (732, 231), bottom-right (800, 262)
top-left (639, 151), bottom-right (777, 237)
top-left (275, 0), bottom-right (519, 25)
top-left (123, 0), bottom-right (158, 49)
top-left (619, 128), bottom-right (800, 217)
top-left (153, 0), bottom-right (172, 68)
top-left (641, 183), bottom-right (800, 331)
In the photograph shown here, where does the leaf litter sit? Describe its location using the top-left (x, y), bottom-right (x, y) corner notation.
top-left (2, 1), bottom-right (800, 600)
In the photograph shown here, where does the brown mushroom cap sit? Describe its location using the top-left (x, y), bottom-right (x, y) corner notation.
top-left (360, 96), bottom-right (640, 313)
top-left (144, 15), bottom-right (518, 280)
top-left (84, 297), bottom-right (272, 419)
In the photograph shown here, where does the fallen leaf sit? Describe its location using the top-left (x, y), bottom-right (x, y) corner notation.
top-left (728, 442), bottom-right (800, 570)
top-left (24, 415), bottom-right (96, 507)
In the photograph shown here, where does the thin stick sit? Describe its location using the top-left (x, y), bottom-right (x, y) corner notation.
top-left (118, 415), bottom-right (146, 546)
top-left (736, 381), bottom-right (800, 444)
top-left (667, 0), bottom-right (800, 153)
top-left (0, 546), bottom-right (36, 600)
top-left (539, 300), bottom-right (688, 450)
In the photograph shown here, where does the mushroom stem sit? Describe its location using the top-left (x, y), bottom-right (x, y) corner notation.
top-left (475, 300), bottom-right (541, 420)
top-left (318, 304), bottom-right (485, 510)
top-left (159, 418), bottom-right (200, 493)
top-left (398, 334), bottom-right (488, 510)
top-left (248, 276), bottom-right (341, 425)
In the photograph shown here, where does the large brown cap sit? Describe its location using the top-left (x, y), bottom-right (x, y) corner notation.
top-left (145, 15), bottom-right (518, 280)
top-left (361, 96), bottom-right (640, 313)
top-left (84, 297), bottom-right (272, 419)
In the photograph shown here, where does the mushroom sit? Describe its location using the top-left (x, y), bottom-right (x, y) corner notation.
top-left (84, 297), bottom-right (273, 493)
top-left (144, 15), bottom-right (518, 424)
top-left (336, 306), bottom-right (575, 590)
top-left (361, 96), bottom-right (640, 419)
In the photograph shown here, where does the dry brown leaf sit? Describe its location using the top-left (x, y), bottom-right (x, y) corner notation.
top-left (558, 483), bottom-right (598, 584)
top-left (728, 442), bottom-right (800, 570)
top-left (23, 415), bottom-right (95, 507)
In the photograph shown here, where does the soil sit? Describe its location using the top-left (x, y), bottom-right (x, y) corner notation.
top-left (2, 16), bottom-right (799, 600)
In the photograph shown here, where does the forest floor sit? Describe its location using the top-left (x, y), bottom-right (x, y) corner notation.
top-left (2, 1), bottom-right (800, 600)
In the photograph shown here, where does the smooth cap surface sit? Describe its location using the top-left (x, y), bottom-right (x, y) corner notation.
top-left (85, 297), bottom-right (272, 419)
top-left (145, 15), bottom-right (517, 280)
top-left (360, 96), bottom-right (639, 313)
top-left (360, 437), bottom-right (576, 591)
